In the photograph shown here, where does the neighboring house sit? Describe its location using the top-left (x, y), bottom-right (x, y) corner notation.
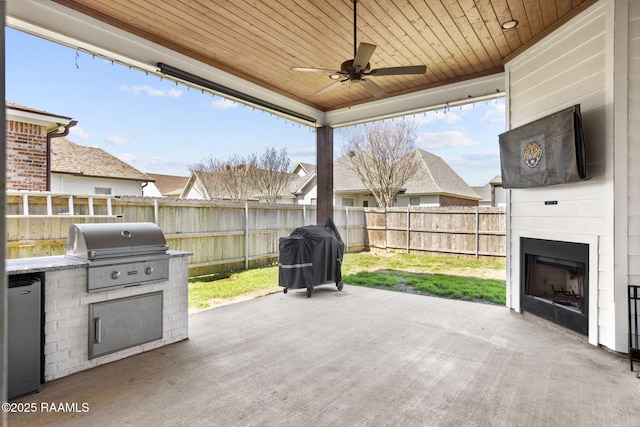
top-left (144, 173), bottom-right (190, 198)
top-left (6, 101), bottom-right (154, 196)
top-left (50, 138), bottom-right (154, 196)
top-left (6, 101), bottom-right (75, 192)
top-left (472, 175), bottom-right (505, 207)
top-left (332, 149), bottom-right (482, 208)
top-left (290, 162), bottom-right (317, 205)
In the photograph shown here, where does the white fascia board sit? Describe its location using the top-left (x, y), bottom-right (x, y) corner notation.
top-left (325, 74), bottom-right (505, 127)
top-left (6, 0), bottom-right (324, 126)
top-left (6, 108), bottom-right (73, 127)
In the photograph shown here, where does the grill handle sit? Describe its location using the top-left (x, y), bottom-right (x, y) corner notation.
top-left (94, 317), bottom-right (102, 344)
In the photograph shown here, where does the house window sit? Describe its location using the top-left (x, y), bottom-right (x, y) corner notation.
top-left (342, 198), bottom-right (354, 207)
top-left (363, 201), bottom-right (369, 208)
top-left (409, 197), bottom-right (420, 206)
top-left (94, 186), bottom-right (112, 195)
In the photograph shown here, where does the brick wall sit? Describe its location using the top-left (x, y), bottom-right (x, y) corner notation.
top-left (438, 195), bottom-right (479, 207)
top-left (6, 120), bottom-right (48, 191)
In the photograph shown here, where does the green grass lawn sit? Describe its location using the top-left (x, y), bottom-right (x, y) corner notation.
top-left (188, 252), bottom-right (506, 310)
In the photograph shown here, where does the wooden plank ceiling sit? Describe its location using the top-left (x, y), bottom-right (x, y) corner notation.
top-left (52, 0), bottom-right (597, 112)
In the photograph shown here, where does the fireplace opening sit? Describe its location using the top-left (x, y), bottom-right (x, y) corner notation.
top-left (520, 238), bottom-right (589, 335)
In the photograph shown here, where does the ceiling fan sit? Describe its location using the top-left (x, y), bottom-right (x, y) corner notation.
top-left (291, 0), bottom-right (427, 98)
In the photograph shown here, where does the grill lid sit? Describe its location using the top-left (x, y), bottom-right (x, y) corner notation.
top-left (66, 222), bottom-right (169, 260)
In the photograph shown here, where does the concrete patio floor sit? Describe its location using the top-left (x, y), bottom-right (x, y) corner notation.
top-left (8, 285), bottom-right (640, 426)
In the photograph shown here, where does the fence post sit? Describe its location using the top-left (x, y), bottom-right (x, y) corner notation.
top-left (88, 197), bottom-right (94, 216)
top-left (245, 202), bottom-right (250, 270)
top-left (46, 195), bottom-right (52, 216)
top-left (22, 194), bottom-right (29, 216)
top-left (68, 195), bottom-right (74, 215)
top-left (154, 199), bottom-right (159, 225)
top-left (475, 206), bottom-right (480, 259)
top-left (303, 204), bottom-right (306, 226)
top-left (345, 207), bottom-right (349, 253)
top-left (406, 206), bottom-right (410, 254)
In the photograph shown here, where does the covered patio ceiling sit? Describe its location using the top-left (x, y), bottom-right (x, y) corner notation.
top-left (6, 0), bottom-right (597, 127)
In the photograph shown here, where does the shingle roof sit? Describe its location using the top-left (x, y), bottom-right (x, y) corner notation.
top-left (5, 101), bottom-right (73, 122)
top-left (51, 138), bottom-right (153, 182)
top-left (334, 148), bottom-right (480, 200)
top-left (147, 173), bottom-right (189, 196)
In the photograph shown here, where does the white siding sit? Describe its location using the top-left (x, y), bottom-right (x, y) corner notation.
top-left (50, 173), bottom-right (144, 196)
top-left (628, 0), bottom-right (640, 315)
top-left (395, 195), bottom-right (439, 207)
top-left (505, 2), bottom-right (619, 348)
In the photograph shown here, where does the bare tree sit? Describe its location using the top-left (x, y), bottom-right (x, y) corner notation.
top-left (189, 156), bottom-right (226, 200)
top-left (189, 154), bottom-right (254, 201)
top-left (343, 119), bottom-right (419, 207)
top-left (249, 147), bottom-right (293, 203)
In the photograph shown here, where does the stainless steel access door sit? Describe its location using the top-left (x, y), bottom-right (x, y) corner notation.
top-left (89, 291), bottom-right (163, 359)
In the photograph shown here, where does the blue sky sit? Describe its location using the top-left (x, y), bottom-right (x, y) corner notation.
top-left (5, 27), bottom-right (504, 187)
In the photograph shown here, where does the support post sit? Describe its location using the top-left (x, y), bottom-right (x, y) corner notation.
top-left (316, 126), bottom-right (334, 225)
top-left (2, 4), bottom-right (9, 413)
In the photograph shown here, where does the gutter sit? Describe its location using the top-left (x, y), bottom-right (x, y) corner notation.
top-left (46, 120), bottom-right (77, 191)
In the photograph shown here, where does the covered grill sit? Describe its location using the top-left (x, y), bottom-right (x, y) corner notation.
top-left (278, 218), bottom-right (344, 298)
top-left (66, 222), bottom-right (170, 292)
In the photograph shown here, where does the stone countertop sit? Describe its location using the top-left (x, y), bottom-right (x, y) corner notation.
top-left (6, 250), bottom-right (192, 275)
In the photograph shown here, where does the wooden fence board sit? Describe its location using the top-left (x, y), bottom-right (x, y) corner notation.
top-left (7, 193), bottom-right (505, 274)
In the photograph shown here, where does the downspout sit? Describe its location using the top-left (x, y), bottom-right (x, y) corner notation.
top-left (46, 120), bottom-right (77, 191)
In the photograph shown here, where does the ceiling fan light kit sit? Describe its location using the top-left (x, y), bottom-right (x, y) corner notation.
top-left (291, 0), bottom-right (427, 98)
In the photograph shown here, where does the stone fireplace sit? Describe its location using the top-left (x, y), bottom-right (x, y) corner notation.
top-left (520, 238), bottom-right (589, 336)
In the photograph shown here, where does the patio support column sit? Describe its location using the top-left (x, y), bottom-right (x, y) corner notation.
top-left (1, 2), bottom-right (8, 413)
top-left (316, 125), bottom-right (334, 225)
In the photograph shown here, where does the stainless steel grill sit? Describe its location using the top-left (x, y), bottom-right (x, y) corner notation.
top-left (66, 222), bottom-right (170, 292)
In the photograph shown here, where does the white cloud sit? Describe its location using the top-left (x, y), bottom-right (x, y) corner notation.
top-left (105, 135), bottom-right (127, 146)
top-left (211, 98), bottom-right (238, 110)
top-left (416, 130), bottom-right (477, 149)
top-left (442, 150), bottom-right (502, 186)
top-left (287, 146), bottom-right (316, 157)
top-left (116, 153), bottom-right (138, 163)
top-left (120, 84), bottom-right (182, 98)
top-left (69, 125), bottom-right (89, 140)
top-left (480, 103), bottom-right (505, 124)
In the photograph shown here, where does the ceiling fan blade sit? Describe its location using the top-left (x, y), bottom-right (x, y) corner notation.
top-left (368, 65), bottom-right (427, 76)
top-left (360, 79), bottom-right (386, 98)
top-left (291, 67), bottom-right (342, 73)
top-left (312, 80), bottom-right (346, 97)
top-left (353, 42), bottom-right (376, 72)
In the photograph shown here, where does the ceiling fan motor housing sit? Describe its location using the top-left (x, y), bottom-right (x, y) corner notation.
top-left (341, 59), bottom-right (370, 79)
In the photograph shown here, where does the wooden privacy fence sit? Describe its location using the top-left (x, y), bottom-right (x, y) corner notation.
top-left (366, 206), bottom-right (506, 258)
top-left (6, 192), bottom-right (505, 276)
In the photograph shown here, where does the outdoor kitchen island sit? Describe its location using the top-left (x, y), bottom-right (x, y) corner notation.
top-left (6, 249), bottom-right (191, 384)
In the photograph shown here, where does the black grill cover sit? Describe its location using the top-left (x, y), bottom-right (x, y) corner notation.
top-left (278, 218), bottom-right (344, 289)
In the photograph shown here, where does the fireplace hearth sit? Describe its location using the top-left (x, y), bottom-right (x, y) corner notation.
top-left (520, 238), bottom-right (589, 335)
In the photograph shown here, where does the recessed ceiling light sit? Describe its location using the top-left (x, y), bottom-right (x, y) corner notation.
top-left (330, 73), bottom-right (343, 80)
top-left (501, 20), bottom-right (519, 30)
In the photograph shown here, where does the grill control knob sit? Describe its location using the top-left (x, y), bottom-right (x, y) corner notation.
top-left (110, 271), bottom-right (121, 280)
top-left (145, 266), bottom-right (154, 275)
